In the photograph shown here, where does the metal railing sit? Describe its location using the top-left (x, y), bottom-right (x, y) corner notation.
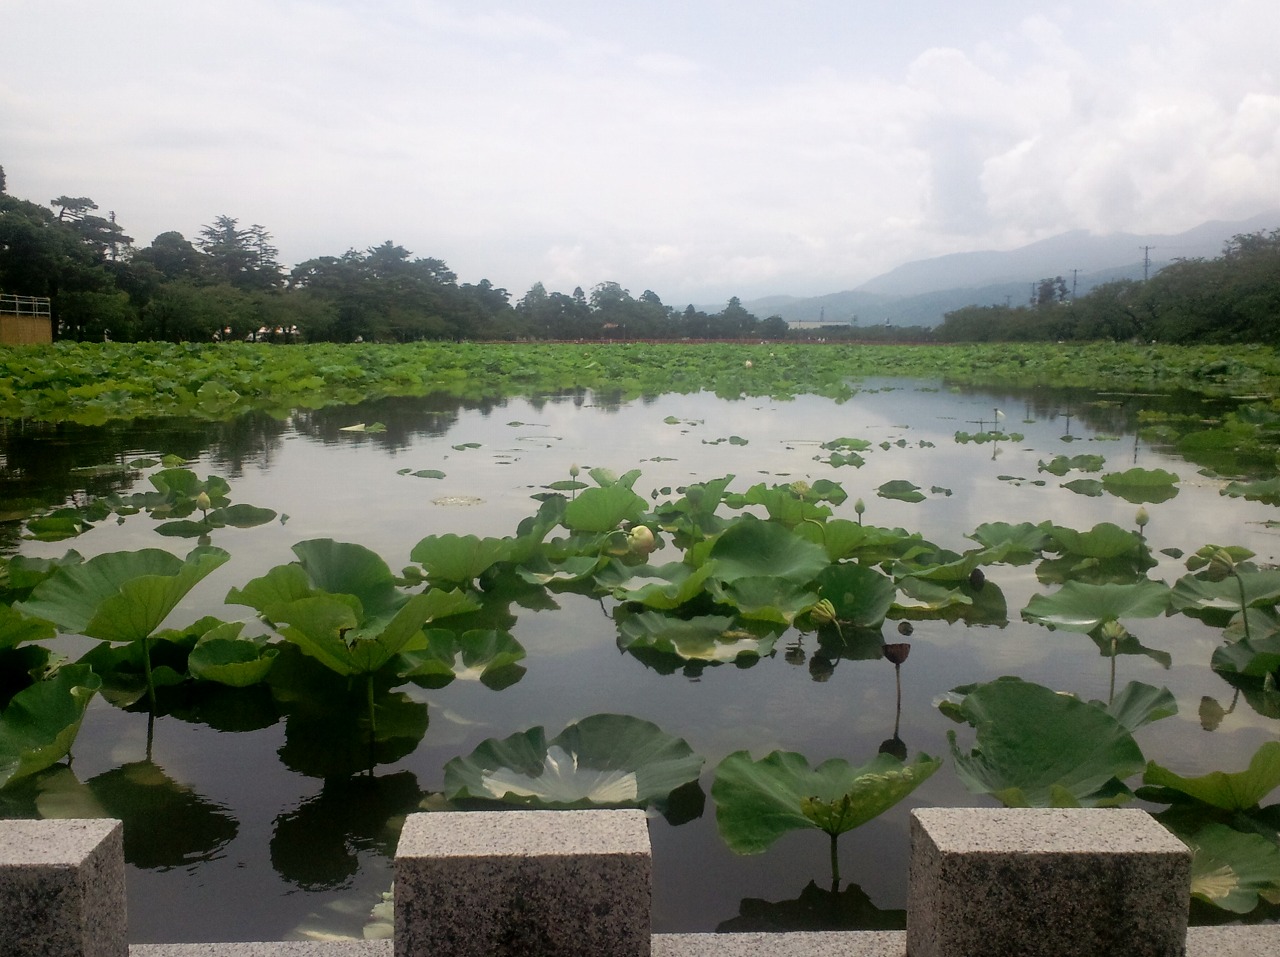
top-left (0, 294), bottom-right (52, 317)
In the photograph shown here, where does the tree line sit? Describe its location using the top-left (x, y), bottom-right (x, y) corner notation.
top-left (935, 229), bottom-right (1280, 344)
top-left (0, 170), bottom-right (810, 343)
top-left (4, 167), bottom-right (1273, 344)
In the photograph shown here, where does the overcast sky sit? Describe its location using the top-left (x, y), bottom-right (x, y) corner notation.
top-left (4, 1), bottom-right (1278, 303)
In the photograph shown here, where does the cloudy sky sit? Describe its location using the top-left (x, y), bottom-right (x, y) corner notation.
top-left (4, 1), bottom-right (1278, 303)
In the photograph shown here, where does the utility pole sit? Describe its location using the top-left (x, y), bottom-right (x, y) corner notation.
top-left (1141, 246), bottom-right (1155, 281)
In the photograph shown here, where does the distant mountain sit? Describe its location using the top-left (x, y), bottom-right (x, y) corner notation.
top-left (743, 212), bottom-right (1280, 328)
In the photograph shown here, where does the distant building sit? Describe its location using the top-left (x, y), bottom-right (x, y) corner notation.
top-left (0, 294), bottom-right (53, 344)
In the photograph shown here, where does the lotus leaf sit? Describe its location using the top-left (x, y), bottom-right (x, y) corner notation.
top-left (595, 560), bottom-right (716, 610)
top-left (1178, 822), bottom-right (1280, 913)
top-left (1098, 681), bottom-right (1178, 732)
top-left (707, 572), bottom-right (819, 625)
top-left (705, 518), bottom-right (829, 585)
top-left (0, 603), bottom-right (56, 649)
top-left (940, 676), bottom-right (1146, 807)
top-left (0, 664), bottom-right (101, 789)
top-left (409, 533), bottom-right (515, 584)
top-left (1100, 467), bottom-right (1181, 504)
top-left (1221, 478), bottom-right (1280, 506)
top-left (811, 563), bottom-right (896, 629)
top-left (17, 546), bottom-right (230, 644)
top-left (1062, 478), bottom-right (1105, 497)
top-left (1170, 569), bottom-right (1280, 626)
top-left (616, 610), bottom-right (776, 663)
top-left (562, 484), bottom-right (647, 533)
top-left (711, 750), bottom-right (941, 854)
top-left (717, 879), bottom-right (905, 933)
top-left (967, 521), bottom-right (1054, 559)
top-left (1211, 632), bottom-right (1280, 679)
top-left (188, 622), bottom-right (279, 688)
top-left (1143, 742), bottom-right (1280, 812)
top-left (397, 627), bottom-right (526, 690)
top-left (1022, 580), bottom-right (1171, 633)
top-left (876, 480), bottom-right (925, 503)
top-left (443, 713), bottom-right (702, 810)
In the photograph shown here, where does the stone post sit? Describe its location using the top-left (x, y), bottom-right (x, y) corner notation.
top-left (907, 807), bottom-right (1191, 957)
top-left (394, 809), bottom-right (651, 957)
top-left (0, 818), bottom-right (127, 957)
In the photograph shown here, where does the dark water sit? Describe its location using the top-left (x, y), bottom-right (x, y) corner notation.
top-left (1, 381), bottom-right (1275, 942)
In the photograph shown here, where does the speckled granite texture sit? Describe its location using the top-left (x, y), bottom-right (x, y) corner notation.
top-left (0, 818), bottom-right (127, 957)
top-left (130, 946), bottom-right (391, 957)
top-left (907, 808), bottom-right (1192, 957)
top-left (395, 809), bottom-right (652, 957)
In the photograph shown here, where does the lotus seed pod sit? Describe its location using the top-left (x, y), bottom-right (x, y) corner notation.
top-left (883, 642), bottom-right (911, 665)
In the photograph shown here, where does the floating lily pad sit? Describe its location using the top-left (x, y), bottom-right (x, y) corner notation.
top-left (0, 664), bottom-right (101, 789)
top-left (443, 714), bottom-right (702, 811)
top-left (876, 480), bottom-right (925, 503)
top-left (1022, 580), bottom-right (1171, 633)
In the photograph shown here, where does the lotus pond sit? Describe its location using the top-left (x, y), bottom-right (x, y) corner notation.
top-left (2, 358), bottom-right (1280, 942)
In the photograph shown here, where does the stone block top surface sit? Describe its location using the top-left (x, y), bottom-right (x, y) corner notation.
top-left (0, 817), bottom-right (121, 866)
top-left (913, 807), bottom-right (1187, 855)
top-left (397, 808), bottom-right (650, 859)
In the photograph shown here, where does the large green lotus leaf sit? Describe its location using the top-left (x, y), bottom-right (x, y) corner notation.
top-left (17, 546), bottom-right (230, 644)
top-left (706, 518), bottom-right (830, 585)
top-left (205, 504), bottom-right (277, 528)
top-left (1170, 570), bottom-right (1280, 626)
top-left (225, 562), bottom-right (314, 616)
top-left (0, 664), bottom-right (101, 789)
top-left (795, 520), bottom-right (924, 564)
top-left (443, 714), bottom-right (703, 809)
top-left (1038, 454), bottom-right (1106, 476)
top-left (892, 578), bottom-right (972, 616)
top-left (409, 533), bottom-right (514, 583)
top-left (1045, 522), bottom-right (1145, 558)
top-left (291, 539), bottom-right (403, 620)
top-left (706, 576), bottom-right (819, 625)
top-left (1099, 681), bottom-right (1178, 732)
top-left (812, 563), bottom-right (896, 628)
top-left (272, 596), bottom-right (363, 676)
top-left (1021, 580), bottom-right (1171, 632)
top-left (0, 603), bottom-right (56, 649)
top-left (967, 521), bottom-right (1054, 559)
top-left (595, 560), bottom-right (716, 610)
top-left (516, 554), bottom-right (603, 586)
top-left (562, 484), bottom-right (647, 533)
top-left (723, 483), bottom-right (833, 526)
top-left (1086, 626), bottom-right (1173, 667)
top-left (617, 610), bottom-right (776, 663)
top-left (711, 750), bottom-right (941, 853)
top-left (893, 544), bottom-right (1011, 583)
top-left (1100, 467), bottom-right (1181, 504)
top-left (397, 627), bottom-right (527, 690)
top-left (1179, 822), bottom-right (1280, 914)
top-left (1143, 742), bottom-right (1280, 812)
top-left (876, 480), bottom-right (925, 503)
top-left (1211, 632), bottom-right (1280, 679)
top-left (2, 552), bottom-right (84, 602)
top-left (942, 676), bottom-right (1145, 807)
top-left (188, 622), bottom-right (279, 688)
top-left (1062, 478), bottom-right (1105, 497)
top-left (1222, 478), bottom-right (1280, 506)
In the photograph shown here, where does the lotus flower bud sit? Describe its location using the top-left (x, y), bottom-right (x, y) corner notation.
top-left (810, 598), bottom-right (838, 626)
top-left (628, 524), bottom-right (656, 556)
top-left (1206, 547), bottom-right (1237, 582)
top-left (569, 463), bottom-right (580, 478)
top-left (1100, 620), bottom-right (1128, 643)
top-left (196, 491), bottom-right (212, 511)
top-left (1135, 506), bottom-right (1149, 530)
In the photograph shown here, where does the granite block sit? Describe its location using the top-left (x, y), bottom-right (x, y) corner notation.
top-left (0, 818), bottom-right (127, 957)
top-left (907, 808), bottom-right (1191, 957)
top-left (395, 809), bottom-right (651, 957)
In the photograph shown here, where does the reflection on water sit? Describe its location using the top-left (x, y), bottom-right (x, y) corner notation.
top-left (1, 380), bottom-right (1278, 941)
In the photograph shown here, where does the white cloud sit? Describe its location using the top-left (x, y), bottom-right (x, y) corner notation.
top-left (2, 0), bottom-right (1277, 301)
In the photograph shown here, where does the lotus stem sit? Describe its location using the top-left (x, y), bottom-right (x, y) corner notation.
top-left (140, 634), bottom-right (158, 715)
top-left (829, 832), bottom-right (841, 889)
top-left (366, 674), bottom-right (377, 737)
top-left (1236, 573), bottom-right (1251, 642)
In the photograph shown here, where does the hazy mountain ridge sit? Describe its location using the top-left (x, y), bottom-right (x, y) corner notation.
top-left (742, 212), bottom-right (1280, 328)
